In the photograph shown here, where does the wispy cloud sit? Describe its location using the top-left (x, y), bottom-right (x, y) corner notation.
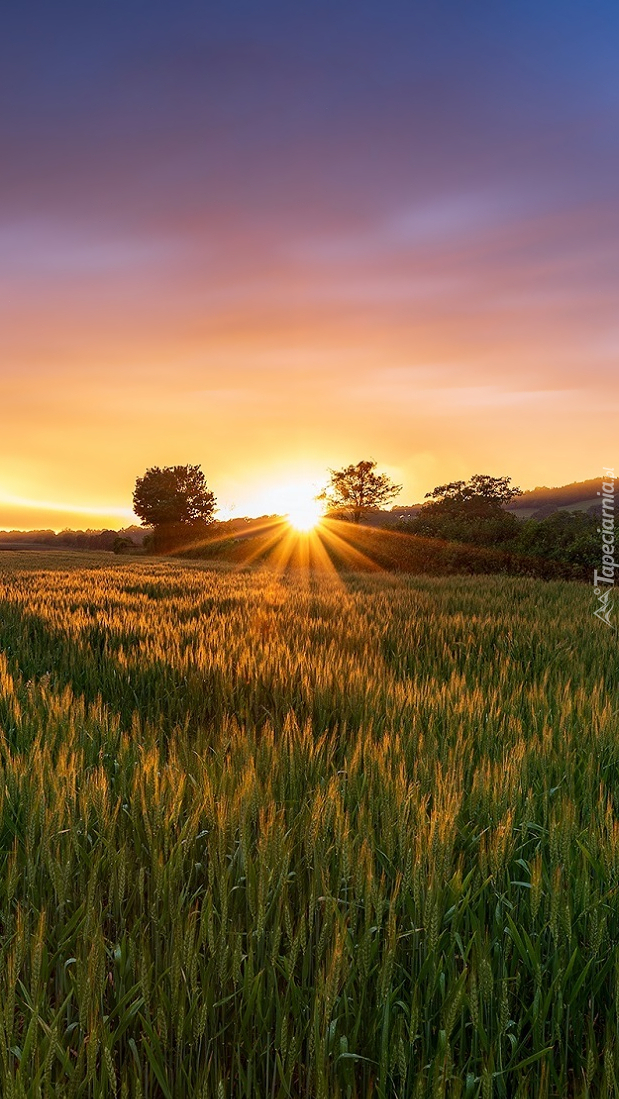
top-left (0, 220), bottom-right (178, 278)
top-left (0, 491), bottom-right (133, 518)
top-left (295, 189), bottom-right (535, 264)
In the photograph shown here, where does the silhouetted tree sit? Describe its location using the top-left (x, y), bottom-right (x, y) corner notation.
top-left (424, 474), bottom-right (521, 509)
top-left (414, 474), bottom-right (522, 545)
top-left (320, 460), bottom-right (402, 523)
top-left (113, 536), bottom-right (133, 555)
top-left (133, 465), bottom-right (216, 550)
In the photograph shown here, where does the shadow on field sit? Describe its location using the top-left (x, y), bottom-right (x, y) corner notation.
top-left (0, 595), bottom-right (376, 741)
top-left (0, 599), bottom-right (225, 738)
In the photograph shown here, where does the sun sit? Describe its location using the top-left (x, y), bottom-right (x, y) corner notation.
top-left (286, 493), bottom-right (323, 532)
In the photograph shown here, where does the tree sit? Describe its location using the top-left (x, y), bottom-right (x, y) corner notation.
top-left (133, 465), bottom-right (216, 532)
top-left (423, 474), bottom-right (522, 511)
top-left (516, 510), bottom-right (600, 567)
top-left (413, 473), bottom-right (522, 545)
top-left (320, 460), bottom-right (402, 523)
top-left (113, 536), bottom-right (133, 555)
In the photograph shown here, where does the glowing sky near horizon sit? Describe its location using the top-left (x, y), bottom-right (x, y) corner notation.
top-left (1, 1), bottom-right (618, 529)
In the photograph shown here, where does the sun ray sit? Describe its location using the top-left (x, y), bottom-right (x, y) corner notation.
top-left (317, 520), bottom-right (384, 573)
top-left (308, 526), bottom-right (345, 582)
top-left (267, 525), bottom-right (302, 574)
top-left (184, 515), bottom-right (284, 555)
top-left (229, 519), bottom-right (290, 570)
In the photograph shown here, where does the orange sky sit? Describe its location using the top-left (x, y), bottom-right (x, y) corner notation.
top-left (0, 289), bottom-right (608, 530)
top-left (1, 4), bottom-right (617, 530)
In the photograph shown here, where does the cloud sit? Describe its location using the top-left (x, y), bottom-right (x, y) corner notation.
top-left (0, 220), bottom-right (178, 278)
top-left (294, 188), bottom-right (539, 263)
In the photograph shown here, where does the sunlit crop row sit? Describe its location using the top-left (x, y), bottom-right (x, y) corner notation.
top-left (0, 551), bottom-right (616, 1097)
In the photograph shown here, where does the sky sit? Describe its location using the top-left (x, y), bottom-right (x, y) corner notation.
top-left (1, 0), bottom-right (618, 529)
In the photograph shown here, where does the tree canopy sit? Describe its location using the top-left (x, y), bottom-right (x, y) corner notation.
top-left (133, 465), bottom-right (216, 528)
top-left (320, 460), bottom-right (402, 523)
top-left (424, 474), bottom-right (522, 511)
top-left (412, 473), bottom-right (522, 545)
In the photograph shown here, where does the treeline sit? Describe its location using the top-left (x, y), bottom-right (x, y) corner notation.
top-left (0, 527), bottom-right (147, 551)
top-left (395, 496), bottom-right (604, 569)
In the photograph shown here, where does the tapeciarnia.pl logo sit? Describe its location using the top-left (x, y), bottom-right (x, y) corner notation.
top-left (593, 467), bottom-right (616, 628)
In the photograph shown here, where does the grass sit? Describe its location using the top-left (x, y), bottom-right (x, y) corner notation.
top-left (0, 551), bottom-right (616, 1097)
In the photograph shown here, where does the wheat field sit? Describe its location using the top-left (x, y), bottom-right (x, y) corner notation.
top-left (0, 551), bottom-right (617, 1097)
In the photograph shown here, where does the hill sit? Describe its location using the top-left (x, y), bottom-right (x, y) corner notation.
top-left (507, 476), bottom-right (603, 518)
top-left (173, 517), bottom-right (587, 580)
top-left (386, 477), bottom-right (604, 522)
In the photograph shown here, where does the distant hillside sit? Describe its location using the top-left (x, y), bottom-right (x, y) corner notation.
top-left (387, 477), bottom-right (604, 522)
top-left (507, 477), bottom-right (603, 518)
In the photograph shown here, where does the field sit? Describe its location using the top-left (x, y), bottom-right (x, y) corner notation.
top-left (0, 551), bottom-right (617, 1097)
